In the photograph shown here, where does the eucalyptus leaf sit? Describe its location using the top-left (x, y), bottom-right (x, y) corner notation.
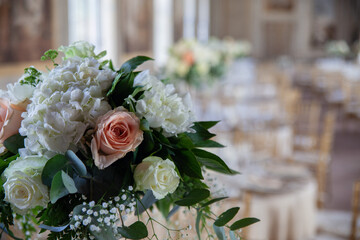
top-left (230, 217), bottom-right (260, 231)
top-left (39, 223), bottom-right (69, 232)
top-left (65, 150), bottom-right (87, 176)
top-left (213, 224), bottom-right (226, 240)
top-left (166, 205), bottom-right (180, 220)
top-left (61, 171), bottom-right (77, 194)
top-left (195, 210), bottom-right (202, 240)
top-left (91, 226), bottom-right (117, 240)
top-left (3, 134), bottom-right (25, 154)
top-left (42, 155), bottom-right (69, 186)
top-left (229, 230), bottom-right (237, 240)
top-left (214, 207), bottom-right (240, 227)
top-left (117, 221), bottom-right (148, 239)
top-left (136, 190), bottom-right (157, 215)
top-left (175, 189), bottom-right (210, 206)
top-left (50, 171), bottom-right (69, 204)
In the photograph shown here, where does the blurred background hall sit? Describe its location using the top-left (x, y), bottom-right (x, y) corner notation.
top-left (0, 0), bottom-right (360, 239)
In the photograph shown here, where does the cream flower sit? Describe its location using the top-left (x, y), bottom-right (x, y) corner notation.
top-left (134, 71), bottom-right (194, 137)
top-left (2, 156), bottom-right (49, 213)
top-left (134, 156), bottom-right (180, 200)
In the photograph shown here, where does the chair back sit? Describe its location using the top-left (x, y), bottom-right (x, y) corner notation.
top-left (350, 180), bottom-right (360, 240)
top-left (317, 111), bottom-right (336, 208)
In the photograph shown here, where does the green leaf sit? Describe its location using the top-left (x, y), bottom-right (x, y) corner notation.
top-left (107, 72), bottom-right (136, 107)
top-left (196, 121), bottom-right (219, 130)
top-left (192, 148), bottom-right (236, 175)
top-left (50, 171), bottom-right (70, 204)
top-left (186, 123), bottom-right (215, 144)
top-left (213, 224), bottom-right (226, 240)
top-left (194, 139), bottom-right (225, 148)
top-left (117, 221), bottom-right (148, 239)
top-left (95, 50), bottom-right (107, 59)
top-left (173, 150), bottom-right (203, 179)
top-left (140, 119), bottom-right (150, 132)
top-left (214, 207), bottom-right (240, 227)
top-left (42, 155), bottom-right (68, 186)
top-left (61, 171), bottom-right (77, 194)
top-left (0, 154), bottom-right (18, 175)
top-left (175, 189), bottom-right (210, 206)
top-left (106, 72), bottom-right (123, 96)
top-left (3, 134), bottom-right (25, 154)
top-left (201, 197), bottom-right (228, 209)
top-left (119, 56), bottom-right (153, 75)
top-left (195, 210), bottom-right (202, 240)
top-left (65, 150), bottom-right (87, 176)
top-left (173, 134), bottom-right (194, 149)
top-left (230, 217), bottom-right (260, 231)
top-left (156, 198), bottom-right (172, 219)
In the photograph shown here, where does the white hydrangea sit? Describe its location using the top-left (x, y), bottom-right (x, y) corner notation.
top-left (19, 57), bottom-right (115, 156)
top-left (134, 71), bottom-right (195, 137)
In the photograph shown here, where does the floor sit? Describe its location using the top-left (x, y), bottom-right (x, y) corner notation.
top-left (325, 119), bottom-right (360, 211)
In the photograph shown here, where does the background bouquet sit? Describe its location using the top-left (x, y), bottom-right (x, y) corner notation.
top-left (325, 40), bottom-right (350, 58)
top-left (165, 39), bottom-right (251, 88)
top-left (165, 39), bottom-right (225, 87)
top-left (0, 41), bottom-right (258, 240)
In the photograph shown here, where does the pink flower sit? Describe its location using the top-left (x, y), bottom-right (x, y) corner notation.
top-left (91, 107), bottom-right (143, 169)
top-left (0, 98), bottom-right (26, 143)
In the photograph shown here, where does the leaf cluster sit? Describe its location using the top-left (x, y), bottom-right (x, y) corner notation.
top-left (20, 67), bottom-right (42, 87)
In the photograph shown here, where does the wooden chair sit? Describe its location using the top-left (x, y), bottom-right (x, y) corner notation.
top-left (292, 100), bottom-right (322, 151)
top-left (290, 111), bottom-right (336, 208)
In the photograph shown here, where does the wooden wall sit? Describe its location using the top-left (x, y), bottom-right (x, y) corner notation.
top-left (119, 0), bottom-right (153, 53)
top-left (0, 0), bottom-right (52, 63)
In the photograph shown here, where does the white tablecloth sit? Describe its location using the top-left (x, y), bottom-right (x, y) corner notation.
top-left (245, 178), bottom-right (317, 240)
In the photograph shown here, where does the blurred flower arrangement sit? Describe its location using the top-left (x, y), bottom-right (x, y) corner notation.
top-left (165, 39), bottom-right (224, 87)
top-left (208, 38), bottom-right (252, 62)
top-left (165, 39), bottom-right (251, 87)
top-left (0, 41), bottom-right (258, 240)
top-left (325, 40), bottom-right (350, 57)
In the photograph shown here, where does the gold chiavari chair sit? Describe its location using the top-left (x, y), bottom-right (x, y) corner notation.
top-left (290, 111), bottom-right (336, 208)
top-left (292, 100), bottom-right (322, 152)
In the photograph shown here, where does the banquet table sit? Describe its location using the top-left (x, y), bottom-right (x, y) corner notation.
top-left (235, 163), bottom-right (318, 240)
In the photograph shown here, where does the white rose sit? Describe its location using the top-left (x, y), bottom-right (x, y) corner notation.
top-left (134, 156), bottom-right (180, 200)
top-left (2, 156), bottom-right (49, 213)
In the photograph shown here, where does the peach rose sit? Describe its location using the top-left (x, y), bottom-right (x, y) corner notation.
top-left (0, 98), bottom-right (26, 143)
top-left (91, 107), bottom-right (143, 169)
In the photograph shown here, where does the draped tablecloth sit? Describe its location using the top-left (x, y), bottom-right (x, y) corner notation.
top-left (244, 178), bottom-right (317, 240)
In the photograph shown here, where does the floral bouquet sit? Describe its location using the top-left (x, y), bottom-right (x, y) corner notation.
top-left (207, 38), bottom-right (252, 62)
top-left (325, 40), bottom-right (350, 58)
top-left (165, 39), bottom-right (226, 87)
top-left (0, 41), bottom-right (258, 240)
